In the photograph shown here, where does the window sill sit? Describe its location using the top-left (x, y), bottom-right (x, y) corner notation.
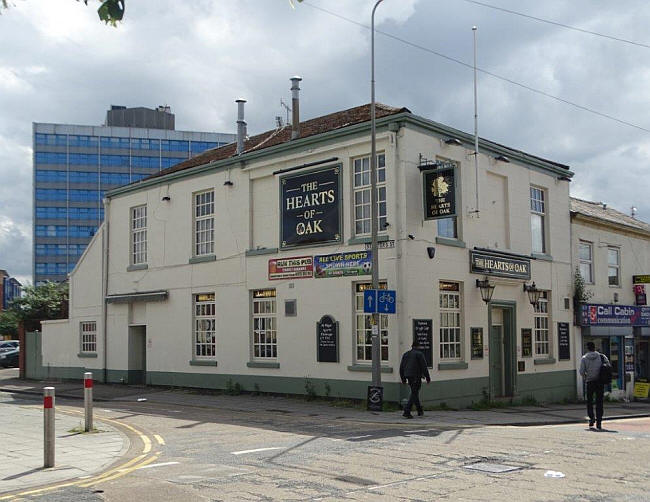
top-left (127, 264), bottom-right (148, 272)
top-left (532, 253), bottom-right (553, 262)
top-left (247, 361), bottom-right (280, 369)
top-left (533, 357), bottom-right (556, 365)
top-left (435, 236), bottom-right (466, 248)
top-left (245, 248), bottom-right (278, 257)
top-left (608, 285), bottom-right (622, 289)
top-left (189, 254), bottom-right (216, 264)
top-left (78, 352), bottom-right (98, 358)
top-left (438, 361), bottom-right (468, 370)
top-left (347, 364), bottom-right (393, 373)
top-left (347, 235), bottom-right (389, 245)
top-left (189, 360), bottom-right (217, 366)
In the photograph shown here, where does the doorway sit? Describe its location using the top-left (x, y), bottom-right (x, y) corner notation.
top-left (128, 325), bottom-right (146, 385)
top-left (488, 302), bottom-right (516, 399)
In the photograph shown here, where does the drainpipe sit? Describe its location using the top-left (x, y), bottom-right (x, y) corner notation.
top-left (102, 198), bottom-right (110, 383)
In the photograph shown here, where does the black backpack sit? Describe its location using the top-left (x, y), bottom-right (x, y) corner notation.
top-left (598, 354), bottom-right (613, 384)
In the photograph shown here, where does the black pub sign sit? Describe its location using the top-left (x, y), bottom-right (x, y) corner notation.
top-left (280, 165), bottom-right (341, 249)
top-left (317, 315), bottom-right (338, 363)
top-left (412, 319), bottom-right (433, 368)
top-left (422, 161), bottom-right (456, 220)
top-left (470, 250), bottom-right (531, 280)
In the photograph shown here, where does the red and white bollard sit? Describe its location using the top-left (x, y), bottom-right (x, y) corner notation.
top-left (84, 372), bottom-right (93, 432)
top-left (44, 386), bottom-right (55, 468)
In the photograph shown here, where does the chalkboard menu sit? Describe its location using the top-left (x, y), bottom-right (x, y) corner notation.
top-left (471, 327), bottom-right (483, 359)
top-left (521, 328), bottom-right (532, 357)
top-left (557, 322), bottom-right (570, 360)
top-left (317, 315), bottom-right (338, 362)
top-left (412, 319), bottom-right (433, 368)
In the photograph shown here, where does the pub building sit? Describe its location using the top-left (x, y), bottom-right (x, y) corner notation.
top-left (36, 83), bottom-right (646, 407)
top-left (571, 199), bottom-right (650, 401)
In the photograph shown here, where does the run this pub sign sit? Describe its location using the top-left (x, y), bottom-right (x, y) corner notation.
top-left (280, 165), bottom-right (342, 249)
top-left (470, 250), bottom-right (531, 280)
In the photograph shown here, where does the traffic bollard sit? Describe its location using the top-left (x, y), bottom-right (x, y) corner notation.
top-left (84, 372), bottom-right (93, 432)
top-left (44, 386), bottom-right (55, 468)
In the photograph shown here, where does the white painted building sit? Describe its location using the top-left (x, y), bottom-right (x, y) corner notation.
top-left (41, 96), bottom-right (587, 407)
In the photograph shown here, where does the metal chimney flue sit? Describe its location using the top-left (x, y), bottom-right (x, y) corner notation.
top-left (290, 76), bottom-right (302, 140)
top-left (236, 98), bottom-right (247, 155)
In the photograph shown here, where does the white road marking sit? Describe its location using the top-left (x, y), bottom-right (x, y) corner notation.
top-left (405, 429), bottom-right (430, 433)
top-left (345, 434), bottom-right (372, 440)
top-left (136, 461), bottom-right (180, 470)
top-left (231, 447), bottom-right (284, 455)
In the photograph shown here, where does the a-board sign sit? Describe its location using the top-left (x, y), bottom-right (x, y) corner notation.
top-left (412, 319), bottom-right (433, 368)
top-left (316, 315), bottom-right (338, 363)
top-left (557, 322), bottom-right (570, 360)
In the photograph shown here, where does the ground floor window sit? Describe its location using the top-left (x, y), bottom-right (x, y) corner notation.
top-left (252, 289), bottom-right (277, 359)
top-left (534, 291), bottom-right (550, 356)
top-left (439, 281), bottom-right (461, 360)
top-left (194, 293), bottom-right (216, 359)
top-left (80, 321), bottom-right (97, 353)
top-left (354, 283), bottom-right (388, 362)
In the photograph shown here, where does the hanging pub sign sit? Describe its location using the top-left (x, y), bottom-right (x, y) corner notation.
top-left (422, 163), bottom-right (456, 220)
top-left (470, 250), bottom-right (531, 280)
top-left (280, 165), bottom-right (341, 249)
top-left (557, 322), bottom-right (570, 360)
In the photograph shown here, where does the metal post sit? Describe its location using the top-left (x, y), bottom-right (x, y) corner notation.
top-left (44, 386), bottom-right (55, 468)
top-left (370, 0), bottom-right (384, 398)
top-left (84, 372), bottom-right (93, 432)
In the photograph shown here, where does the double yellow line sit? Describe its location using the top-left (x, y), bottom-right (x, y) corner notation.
top-left (0, 411), bottom-right (164, 500)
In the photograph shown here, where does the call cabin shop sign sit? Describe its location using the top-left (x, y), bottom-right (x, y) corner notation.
top-left (280, 165), bottom-right (342, 249)
top-left (421, 160), bottom-right (457, 220)
top-left (470, 250), bottom-right (531, 280)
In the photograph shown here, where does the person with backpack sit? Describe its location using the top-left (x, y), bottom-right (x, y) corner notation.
top-left (579, 341), bottom-right (611, 430)
top-left (399, 342), bottom-right (431, 418)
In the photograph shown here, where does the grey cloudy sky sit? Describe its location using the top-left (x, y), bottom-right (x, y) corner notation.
top-left (1, 0), bottom-right (649, 285)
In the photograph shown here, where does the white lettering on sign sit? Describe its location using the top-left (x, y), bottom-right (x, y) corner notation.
top-left (285, 189), bottom-right (335, 210)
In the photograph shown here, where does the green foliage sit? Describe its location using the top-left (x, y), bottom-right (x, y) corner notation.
top-left (324, 382), bottom-right (331, 398)
top-left (252, 383), bottom-right (261, 396)
top-left (0, 310), bottom-right (18, 337)
top-left (8, 282), bottom-right (68, 325)
top-left (225, 378), bottom-right (242, 395)
top-left (573, 267), bottom-right (593, 304)
top-left (304, 378), bottom-right (317, 400)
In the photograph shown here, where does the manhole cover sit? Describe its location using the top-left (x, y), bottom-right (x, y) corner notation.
top-left (464, 462), bottom-right (521, 473)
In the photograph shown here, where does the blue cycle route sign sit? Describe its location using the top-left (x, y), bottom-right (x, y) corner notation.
top-left (377, 290), bottom-right (396, 314)
top-left (363, 289), bottom-right (378, 314)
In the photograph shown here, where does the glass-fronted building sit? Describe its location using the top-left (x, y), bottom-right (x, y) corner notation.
top-left (33, 106), bottom-right (235, 285)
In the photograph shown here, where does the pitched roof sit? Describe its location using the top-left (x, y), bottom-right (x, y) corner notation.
top-left (570, 197), bottom-right (650, 236)
top-left (147, 103), bottom-right (409, 179)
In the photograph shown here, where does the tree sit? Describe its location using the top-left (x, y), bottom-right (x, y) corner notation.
top-left (9, 282), bottom-right (69, 329)
top-left (0, 310), bottom-right (19, 338)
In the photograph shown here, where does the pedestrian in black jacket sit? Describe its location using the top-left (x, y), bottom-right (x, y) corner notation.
top-left (399, 343), bottom-right (431, 418)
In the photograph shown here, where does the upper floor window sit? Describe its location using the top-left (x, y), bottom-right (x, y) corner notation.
top-left (608, 247), bottom-right (620, 286)
top-left (353, 154), bottom-right (386, 236)
top-left (194, 190), bottom-right (214, 256)
top-left (131, 205), bottom-right (147, 265)
top-left (439, 281), bottom-right (462, 361)
top-left (530, 186), bottom-right (546, 254)
top-left (579, 241), bottom-right (593, 284)
top-left (534, 291), bottom-right (550, 356)
top-left (80, 321), bottom-right (97, 353)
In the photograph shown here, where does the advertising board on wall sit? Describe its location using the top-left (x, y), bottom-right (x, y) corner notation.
top-left (268, 256), bottom-right (313, 280)
top-left (633, 275), bottom-right (649, 306)
top-left (280, 165), bottom-right (341, 249)
top-left (314, 251), bottom-right (372, 279)
top-left (580, 304), bottom-right (650, 327)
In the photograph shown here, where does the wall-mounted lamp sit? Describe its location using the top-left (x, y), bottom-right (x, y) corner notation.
top-left (523, 281), bottom-right (542, 308)
top-left (223, 180), bottom-right (234, 186)
top-left (495, 155), bottom-right (510, 163)
top-left (427, 246), bottom-right (436, 259)
top-left (476, 277), bottom-right (495, 303)
top-left (444, 137), bottom-right (462, 146)
top-left (408, 234), bottom-right (415, 240)
top-left (161, 196), bottom-right (171, 201)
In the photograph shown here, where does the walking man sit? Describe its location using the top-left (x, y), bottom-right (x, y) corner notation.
top-left (400, 342), bottom-right (431, 418)
top-left (579, 342), bottom-right (609, 430)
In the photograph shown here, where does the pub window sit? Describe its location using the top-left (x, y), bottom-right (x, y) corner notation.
top-left (534, 291), bottom-right (550, 356)
top-left (439, 281), bottom-right (462, 360)
top-left (194, 190), bottom-right (214, 256)
top-left (530, 186), bottom-right (546, 254)
top-left (353, 154), bottom-right (386, 236)
top-left (354, 283), bottom-right (388, 362)
top-left (194, 293), bottom-right (216, 359)
top-left (607, 247), bottom-right (620, 286)
top-left (578, 241), bottom-right (593, 284)
top-left (80, 321), bottom-right (97, 353)
top-left (252, 289), bottom-right (277, 359)
top-left (131, 205), bottom-right (147, 265)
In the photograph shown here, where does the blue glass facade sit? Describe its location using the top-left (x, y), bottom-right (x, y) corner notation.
top-left (33, 126), bottom-right (233, 285)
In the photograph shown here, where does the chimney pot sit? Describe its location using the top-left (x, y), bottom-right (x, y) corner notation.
top-left (290, 76), bottom-right (302, 140)
top-left (236, 99), bottom-right (247, 155)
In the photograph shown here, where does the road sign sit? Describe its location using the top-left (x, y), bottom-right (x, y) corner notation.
top-left (363, 289), bottom-right (378, 313)
top-left (377, 290), bottom-right (396, 314)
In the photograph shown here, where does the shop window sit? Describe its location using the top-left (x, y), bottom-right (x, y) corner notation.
top-left (439, 281), bottom-right (462, 360)
top-left (80, 321), bottom-right (97, 353)
top-left (530, 186), bottom-right (546, 254)
top-left (353, 154), bottom-right (386, 236)
top-left (578, 241), bottom-right (593, 284)
top-left (131, 205), bottom-right (147, 265)
top-left (252, 289), bottom-right (277, 359)
top-left (607, 247), bottom-right (620, 286)
top-left (193, 293), bottom-right (216, 359)
top-left (534, 291), bottom-right (550, 356)
top-left (354, 283), bottom-right (388, 362)
top-left (193, 190), bottom-right (214, 256)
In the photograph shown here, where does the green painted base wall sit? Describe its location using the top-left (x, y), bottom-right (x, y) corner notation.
top-left (34, 366), bottom-right (576, 408)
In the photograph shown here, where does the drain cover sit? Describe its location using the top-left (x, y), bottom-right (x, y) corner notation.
top-left (464, 462), bottom-right (521, 473)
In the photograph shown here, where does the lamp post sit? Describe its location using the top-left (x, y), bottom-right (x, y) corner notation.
top-left (370, 0), bottom-right (385, 399)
